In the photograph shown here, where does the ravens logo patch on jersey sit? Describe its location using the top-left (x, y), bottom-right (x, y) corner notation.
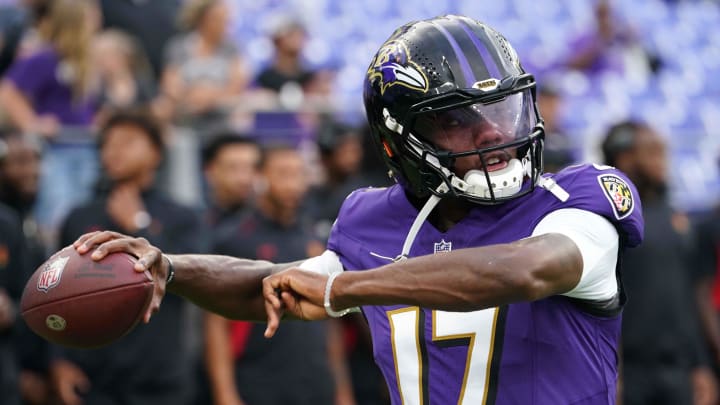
top-left (598, 174), bottom-right (634, 220)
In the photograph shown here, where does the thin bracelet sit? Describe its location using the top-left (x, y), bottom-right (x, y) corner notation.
top-left (323, 272), bottom-right (353, 318)
top-left (163, 254), bottom-right (175, 285)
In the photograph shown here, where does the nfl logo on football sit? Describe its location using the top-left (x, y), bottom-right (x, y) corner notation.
top-left (37, 256), bottom-right (69, 293)
top-left (434, 240), bottom-right (452, 254)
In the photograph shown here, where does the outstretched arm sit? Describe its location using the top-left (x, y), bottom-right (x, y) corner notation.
top-left (74, 231), bottom-right (299, 324)
top-left (265, 233), bottom-right (582, 320)
top-left (331, 233), bottom-right (581, 311)
top-left (264, 208), bottom-right (619, 338)
top-left (165, 254), bottom-right (298, 320)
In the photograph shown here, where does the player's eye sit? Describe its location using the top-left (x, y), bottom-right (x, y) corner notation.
top-left (438, 108), bottom-right (483, 129)
top-left (441, 117), bottom-right (462, 128)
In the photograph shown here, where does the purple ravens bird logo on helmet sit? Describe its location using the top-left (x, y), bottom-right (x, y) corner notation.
top-left (367, 40), bottom-right (429, 95)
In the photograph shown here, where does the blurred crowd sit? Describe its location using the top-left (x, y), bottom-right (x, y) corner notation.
top-left (0, 0), bottom-right (717, 404)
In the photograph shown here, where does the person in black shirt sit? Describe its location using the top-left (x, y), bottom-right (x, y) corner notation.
top-left (255, 17), bottom-right (318, 95)
top-left (205, 145), bottom-right (353, 405)
top-left (201, 133), bottom-right (260, 229)
top-left (0, 131), bottom-right (43, 255)
top-left (305, 120), bottom-right (367, 241)
top-left (602, 120), bottom-right (717, 405)
top-left (195, 132), bottom-right (260, 405)
top-left (50, 109), bottom-right (206, 405)
top-left (696, 205), bottom-right (720, 369)
top-left (0, 202), bottom-right (25, 405)
top-left (0, 130), bottom-right (52, 405)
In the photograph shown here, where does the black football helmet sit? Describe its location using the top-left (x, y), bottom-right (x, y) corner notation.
top-left (363, 15), bottom-right (544, 205)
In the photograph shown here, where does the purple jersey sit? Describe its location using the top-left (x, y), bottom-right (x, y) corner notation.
top-left (327, 164), bottom-right (643, 405)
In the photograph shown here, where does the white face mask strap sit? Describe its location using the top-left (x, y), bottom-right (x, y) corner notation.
top-left (395, 183), bottom-right (447, 261)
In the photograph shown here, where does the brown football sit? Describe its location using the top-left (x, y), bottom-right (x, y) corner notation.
top-left (20, 245), bottom-right (153, 349)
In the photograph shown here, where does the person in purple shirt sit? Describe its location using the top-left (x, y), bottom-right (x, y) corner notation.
top-left (563, 0), bottom-right (648, 78)
top-left (73, 16), bottom-right (643, 405)
top-left (0, 0), bottom-right (99, 135)
top-left (0, 0), bottom-right (101, 231)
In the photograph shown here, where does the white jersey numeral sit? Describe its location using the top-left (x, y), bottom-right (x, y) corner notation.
top-left (388, 307), bottom-right (500, 405)
top-left (388, 307), bottom-right (423, 405)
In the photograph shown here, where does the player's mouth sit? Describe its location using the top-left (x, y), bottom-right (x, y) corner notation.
top-left (483, 152), bottom-right (510, 172)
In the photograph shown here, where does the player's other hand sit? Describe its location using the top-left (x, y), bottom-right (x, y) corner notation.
top-left (262, 268), bottom-right (328, 338)
top-left (73, 230), bottom-right (167, 324)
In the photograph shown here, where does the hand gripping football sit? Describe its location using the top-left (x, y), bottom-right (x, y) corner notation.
top-left (20, 245), bottom-right (153, 348)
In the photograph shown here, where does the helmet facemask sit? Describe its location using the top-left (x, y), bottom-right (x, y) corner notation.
top-left (383, 74), bottom-right (545, 205)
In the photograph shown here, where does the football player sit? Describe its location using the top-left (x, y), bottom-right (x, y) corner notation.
top-left (76, 16), bottom-right (643, 404)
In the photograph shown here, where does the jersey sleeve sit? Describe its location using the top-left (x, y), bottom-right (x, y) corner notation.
top-left (299, 249), bottom-right (344, 275)
top-left (326, 187), bottom-right (379, 269)
top-left (550, 164), bottom-right (644, 248)
top-left (532, 208), bottom-right (619, 301)
top-left (299, 250), bottom-right (361, 315)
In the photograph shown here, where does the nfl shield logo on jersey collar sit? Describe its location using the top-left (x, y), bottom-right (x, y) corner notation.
top-left (434, 239), bottom-right (452, 254)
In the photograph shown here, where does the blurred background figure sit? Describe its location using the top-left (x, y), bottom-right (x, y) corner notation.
top-left (50, 109), bottom-right (206, 405)
top-left (0, 130), bottom-right (41, 241)
top-left (255, 17), bottom-right (313, 92)
top-left (205, 145), bottom-right (354, 405)
top-left (0, 0), bottom-right (101, 243)
top-left (0, 130), bottom-right (52, 405)
top-left (564, 0), bottom-right (659, 78)
top-left (162, 0), bottom-right (249, 133)
top-left (0, 0), bottom-right (49, 76)
top-left (694, 190), bottom-right (720, 377)
top-left (0, 199), bottom-right (24, 405)
top-left (536, 84), bottom-right (575, 173)
top-left (0, 0), bottom-right (99, 137)
top-left (93, 29), bottom-right (157, 122)
top-left (601, 120), bottom-right (717, 405)
top-left (195, 132), bottom-right (260, 405)
top-left (305, 118), bottom-right (366, 242)
top-left (255, 16), bottom-right (333, 106)
top-left (201, 132), bottom-right (260, 228)
top-left (98, 0), bottom-right (180, 81)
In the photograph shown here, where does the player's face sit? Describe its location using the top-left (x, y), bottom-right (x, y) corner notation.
top-left (206, 144), bottom-right (260, 206)
top-left (412, 90), bottom-right (536, 178)
top-left (101, 124), bottom-right (161, 182)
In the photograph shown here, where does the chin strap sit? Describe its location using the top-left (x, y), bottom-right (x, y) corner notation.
top-left (394, 183), bottom-right (447, 262)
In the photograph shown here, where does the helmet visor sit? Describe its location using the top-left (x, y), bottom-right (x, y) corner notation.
top-left (410, 89), bottom-right (537, 153)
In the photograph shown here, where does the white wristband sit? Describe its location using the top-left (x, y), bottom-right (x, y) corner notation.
top-left (323, 272), bottom-right (354, 318)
